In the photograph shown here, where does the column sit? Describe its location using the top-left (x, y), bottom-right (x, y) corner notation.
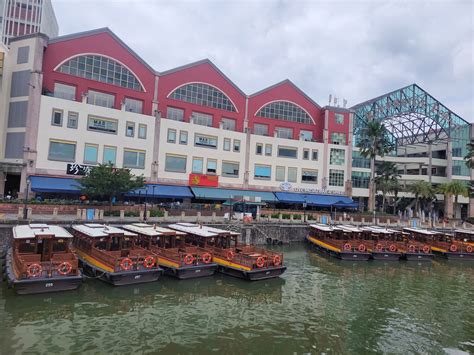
top-left (322, 109), bottom-right (329, 190)
top-left (345, 112), bottom-right (354, 197)
top-left (428, 142), bottom-right (432, 183)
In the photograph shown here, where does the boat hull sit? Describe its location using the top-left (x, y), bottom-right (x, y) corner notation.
top-left (162, 263), bottom-right (218, 279)
top-left (79, 258), bottom-right (163, 286)
top-left (4, 250), bottom-right (83, 295)
top-left (403, 253), bottom-right (434, 261)
top-left (217, 264), bottom-right (287, 281)
top-left (432, 250), bottom-right (474, 260)
top-left (371, 251), bottom-right (403, 261)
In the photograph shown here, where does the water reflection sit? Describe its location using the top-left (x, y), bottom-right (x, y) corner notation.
top-left (0, 244), bottom-right (472, 354)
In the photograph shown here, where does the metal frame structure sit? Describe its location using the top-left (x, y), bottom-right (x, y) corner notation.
top-left (352, 84), bottom-right (470, 148)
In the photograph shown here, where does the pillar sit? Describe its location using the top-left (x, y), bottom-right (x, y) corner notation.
top-left (322, 109), bottom-right (329, 190)
top-left (428, 142), bottom-right (432, 183)
top-left (0, 172), bottom-right (5, 197)
top-left (120, 210), bottom-right (125, 220)
top-left (447, 138), bottom-right (453, 179)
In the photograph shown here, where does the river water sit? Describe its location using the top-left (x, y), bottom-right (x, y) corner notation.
top-left (1, 244), bottom-right (473, 354)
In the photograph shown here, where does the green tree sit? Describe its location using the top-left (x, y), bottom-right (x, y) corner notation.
top-left (464, 140), bottom-right (474, 169)
top-left (79, 164), bottom-right (145, 209)
top-left (357, 121), bottom-right (393, 212)
top-left (376, 179), bottom-right (400, 213)
top-left (375, 161), bottom-right (400, 213)
top-left (407, 181), bottom-right (435, 217)
top-left (437, 181), bottom-right (468, 218)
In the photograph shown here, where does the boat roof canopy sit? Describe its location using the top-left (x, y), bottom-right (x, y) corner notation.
top-left (454, 229), bottom-right (474, 235)
top-left (122, 223), bottom-right (186, 236)
top-left (72, 224), bottom-right (137, 238)
top-left (13, 224), bottom-right (73, 239)
top-left (403, 227), bottom-right (438, 235)
top-left (309, 224), bottom-right (339, 232)
top-left (167, 223), bottom-right (239, 237)
top-left (338, 225), bottom-right (363, 233)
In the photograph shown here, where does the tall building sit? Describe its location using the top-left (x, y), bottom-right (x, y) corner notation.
top-left (0, 28), bottom-right (472, 219)
top-left (0, 0), bottom-right (58, 45)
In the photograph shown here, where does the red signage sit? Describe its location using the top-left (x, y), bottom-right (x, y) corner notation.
top-left (189, 174), bottom-right (219, 187)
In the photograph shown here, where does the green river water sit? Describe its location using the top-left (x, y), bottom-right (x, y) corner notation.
top-left (0, 244), bottom-right (473, 354)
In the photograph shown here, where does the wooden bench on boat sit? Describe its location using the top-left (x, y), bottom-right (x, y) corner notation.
top-left (71, 224), bottom-right (163, 286)
top-left (5, 224), bottom-right (83, 295)
top-left (167, 223), bottom-right (286, 281)
top-left (122, 223), bottom-right (218, 279)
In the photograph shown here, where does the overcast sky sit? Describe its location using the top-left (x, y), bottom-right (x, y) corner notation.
top-left (53, 0), bottom-right (473, 120)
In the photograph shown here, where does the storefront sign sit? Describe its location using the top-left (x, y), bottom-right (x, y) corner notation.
top-left (66, 163), bottom-right (92, 176)
top-left (87, 116), bottom-right (118, 134)
top-left (279, 182), bottom-right (344, 195)
top-left (189, 173), bottom-right (219, 187)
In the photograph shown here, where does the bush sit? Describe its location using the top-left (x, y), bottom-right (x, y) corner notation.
top-left (271, 213), bottom-right (280, 219)
top-left (149, 209), bottom-right (164, 218)
top-left (282, 214), bottom-right (292, 219)
top-left (125, 211), bottom-right (140, 217)
top-left (104, 210), bottom-right (120, 217)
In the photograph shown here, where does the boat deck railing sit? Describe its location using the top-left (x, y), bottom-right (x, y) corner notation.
top-left (149, 245), bottom-right (213, 266)
top-left (211, 246), bottom-right (283, 269)
top-left (14, 252), bottom-right (80, 279)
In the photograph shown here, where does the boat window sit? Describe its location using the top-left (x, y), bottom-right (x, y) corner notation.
top-left (18, 241), bottom-right (36, 254)
top-left (122, 239), bottom-right (133, 249)
top-left (52, 240), bottom-right (67, 252)
top-left (96, 240), bottom-right (107, 250)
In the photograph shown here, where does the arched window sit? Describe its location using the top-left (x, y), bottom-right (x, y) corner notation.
top-left (169, 83), bottom-right (236, 112)
top-left (57, 55), bottom-right (143, 91)
top-left (256, 101), bottom-right (313, 124)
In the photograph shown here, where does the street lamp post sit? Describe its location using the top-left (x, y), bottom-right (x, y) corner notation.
top-left (144, 186), bottom-right (148, 222)
top-left (23, 177), bottom-right (30, 220)
top-left (303, 195), bottom-right (307, 223)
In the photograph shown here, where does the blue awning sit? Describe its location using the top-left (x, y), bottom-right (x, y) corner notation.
top-left (127, 184), bottom-right (193, 199)
top-left (30, 176), bottom-right (81, 194)
top-left (191, 187), bottom-right (277, 202)
top-left (274, 192), bottom-right (356, 207)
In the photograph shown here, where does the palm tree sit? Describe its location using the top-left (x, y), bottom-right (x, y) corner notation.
top-left (437, 181), bottom-right (468, 219)
top-left (464, 140), bottom-right (474, 169)
top-left (376, 179), bottom-right (400, 213)
top-left (407, 181), bottom-right (435, 217)
top-left (375, 161), bottom-right (400, 213)
top-left (357, 121), bottom-right (394, 212)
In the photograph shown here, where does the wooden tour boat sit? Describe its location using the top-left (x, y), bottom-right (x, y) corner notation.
top-left (168, 223), bottom-right (286, 281)
top-left (71, 224), bottom-right (163, 286)
top-left (4, 224), bottom-right (83, 295)
top-left (429, 230), bottom-right (474, 260)
top-left (454, 229), bottom-right (474, 248)
top-left (306, 224), bottom-right (371, 261)
top-left (122, 223), bottom-right (218, 279)
top-left (402, 228), bottom-right (435, 261)
top-left (360, 226), bottom-right (404, 261)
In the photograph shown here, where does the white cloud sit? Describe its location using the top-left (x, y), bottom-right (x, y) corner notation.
top-left (52, 0), bottom-right (473, 120)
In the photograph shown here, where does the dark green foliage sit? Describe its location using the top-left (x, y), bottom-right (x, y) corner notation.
top-left (79, 164), bottom-right (145, 207)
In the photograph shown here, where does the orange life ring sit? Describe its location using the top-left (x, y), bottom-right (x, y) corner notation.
top-left (273, 255), bottom-right (282, 266)
top-left (256, 256), bottom-right (265, 268)
top-left (343, 243), bottom-right (352, 251)
top-left (422, 245), bottom-right (430, 254)
top-left (389, 244), bottom-right (397, 252)
top-left (449, 244), bottom-right (457, 252)
top-left (358, 244), bottom-right (366, 252)
top-left (184, 254), bottom-right (195, 265)
top-left (27, 263), bottom-right (42, 278)
top-left (226, 250), bottom-right (235, 261)
top-left (408, 244), bottom-right (416, 253)
top-left (143, 256), bottom-right (155, 269)
top-left (466, 245), bottom-right (473, 253)
top-left (120, 258), bottom-right (134, 271)
top-left (201, 253), bottom-right (212, 264)
top-left (57, 261), bottom-right (73, 275)
top-left (375, 243), bottom-right (383, 252)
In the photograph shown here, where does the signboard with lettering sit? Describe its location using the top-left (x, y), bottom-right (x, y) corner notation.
top-left (66, 163), bottom-right (92, 176)
top-left (189, 174), bottom-right (219, 187)
top-left (279, 182), bottom-right (344, 195)
top-left (87, 116), bottom-right (118, 134)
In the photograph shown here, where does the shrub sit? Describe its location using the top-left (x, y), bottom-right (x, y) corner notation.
top-left (149, 209), bottom-right (164, 218)
top-left (271, 213), bottom-right (280, 219)
top-left (282, 214), bottom-right (291, 219)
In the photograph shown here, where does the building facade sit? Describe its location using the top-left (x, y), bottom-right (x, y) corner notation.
top-left (0, 0), bottom-right (58, 45)
top-left (0, 28), bottom-right (472, 218)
